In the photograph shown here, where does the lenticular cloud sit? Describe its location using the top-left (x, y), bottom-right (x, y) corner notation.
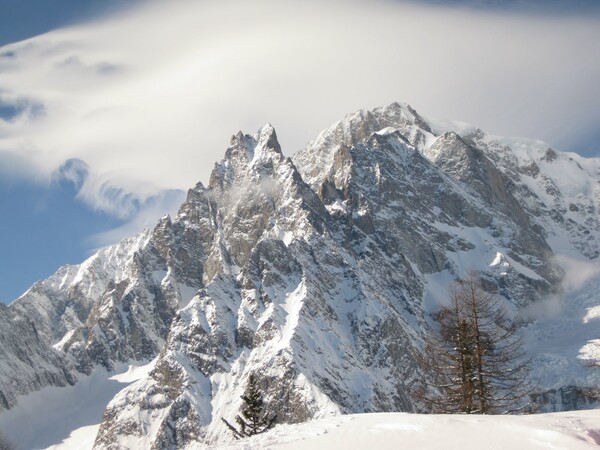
top-left (0, 0), bottom-right (598, 217)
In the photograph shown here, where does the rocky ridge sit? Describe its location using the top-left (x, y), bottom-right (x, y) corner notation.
top-left (0, 102), bottom-right (598, 448)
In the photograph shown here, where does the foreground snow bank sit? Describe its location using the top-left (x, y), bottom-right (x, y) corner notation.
top-left (209, 411), bottom-right (600, 450)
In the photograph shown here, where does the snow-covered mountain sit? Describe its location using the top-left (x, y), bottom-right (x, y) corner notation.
top-left (0, 102), bottom-right (599, 449)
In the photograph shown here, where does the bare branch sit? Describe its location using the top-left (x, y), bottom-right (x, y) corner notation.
top-left (416, 272), bottom-right (532, 414)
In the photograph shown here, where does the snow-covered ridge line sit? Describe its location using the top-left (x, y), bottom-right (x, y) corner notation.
top-left (0, 102), bottom-right (599, 449)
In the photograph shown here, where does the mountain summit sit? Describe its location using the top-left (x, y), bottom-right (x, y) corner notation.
top-left (1, 102), bottom-right (599, 448)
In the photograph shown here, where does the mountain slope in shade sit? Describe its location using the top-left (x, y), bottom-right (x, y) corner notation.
top-left (0, 102), bottom-right (598, 449)
top-left (0, 302), bottom-right (76, 410)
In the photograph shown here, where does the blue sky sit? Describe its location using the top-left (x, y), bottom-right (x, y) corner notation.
top-left (0, 0), bottom-right (146, 301)
top-left (421, 0), bottom-right (600, 12)
top-left (0, 0), bottom-right (140, 46)
top-left (0, 0), bottom-right (599, 302)
top-left (0, 169), bottom-right (122, 299)
top-left (0, 0), bottom-right (127, 301)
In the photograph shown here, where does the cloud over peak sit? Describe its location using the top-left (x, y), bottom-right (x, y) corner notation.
top-left (0, 0), bottom-right (598, 220)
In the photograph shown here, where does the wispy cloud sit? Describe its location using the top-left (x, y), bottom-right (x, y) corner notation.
top-left (555, 255), bottom-right (600, 293)
top-left (86, 188), bottom-right (185, 250)
top-left (520, 253), bottom-right (600, 320)
top-left (0, 0), bottom-right (598, 222)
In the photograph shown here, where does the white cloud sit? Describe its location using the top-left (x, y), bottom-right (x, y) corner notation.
top-left (86, 188), bottom-right (185, 251)
top-left (520, 254), bottom-right (600, 320)
top-left (555, 255), bottom-right (600, 293)
top-left (0, 0), bottom-right (599, 219)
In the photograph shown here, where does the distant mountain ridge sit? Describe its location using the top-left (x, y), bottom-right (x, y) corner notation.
top-left (0, 102), bottom-right (598, 448)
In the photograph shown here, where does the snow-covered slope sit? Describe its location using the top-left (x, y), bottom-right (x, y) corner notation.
top-left (210, 410), bottom-right (600, 450)
top-left (0, 102), bottom-right (598, 449)
top-left (0, 360), bottom-right (155, 450)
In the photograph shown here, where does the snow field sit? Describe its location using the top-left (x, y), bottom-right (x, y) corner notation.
top-left (211, 411), bottom-right (600, 450)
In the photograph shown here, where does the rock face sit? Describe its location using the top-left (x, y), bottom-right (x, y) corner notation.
top-left (0, 302), bottom-right (76, 410)
top-left (0, 102), bottom-right (598, 448)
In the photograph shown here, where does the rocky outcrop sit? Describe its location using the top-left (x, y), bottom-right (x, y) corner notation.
top-left (0, 302), bottom-right (76, 410)
top-left (93, 113), bottom-right (568, 447)
top-left (0, 102), bottom-right (598, 448)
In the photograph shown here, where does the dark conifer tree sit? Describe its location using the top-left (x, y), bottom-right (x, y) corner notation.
top-left (222, 373), bottom-right (277, 439)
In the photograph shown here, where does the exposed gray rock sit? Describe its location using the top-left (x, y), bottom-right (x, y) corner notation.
top-left (0, 302), bottom-right (76, 410)
top-left (0, 102), bottom-right (598, 448)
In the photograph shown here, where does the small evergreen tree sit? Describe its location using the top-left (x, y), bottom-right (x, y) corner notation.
top-left (222, 373), bottom-right (277, 439)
